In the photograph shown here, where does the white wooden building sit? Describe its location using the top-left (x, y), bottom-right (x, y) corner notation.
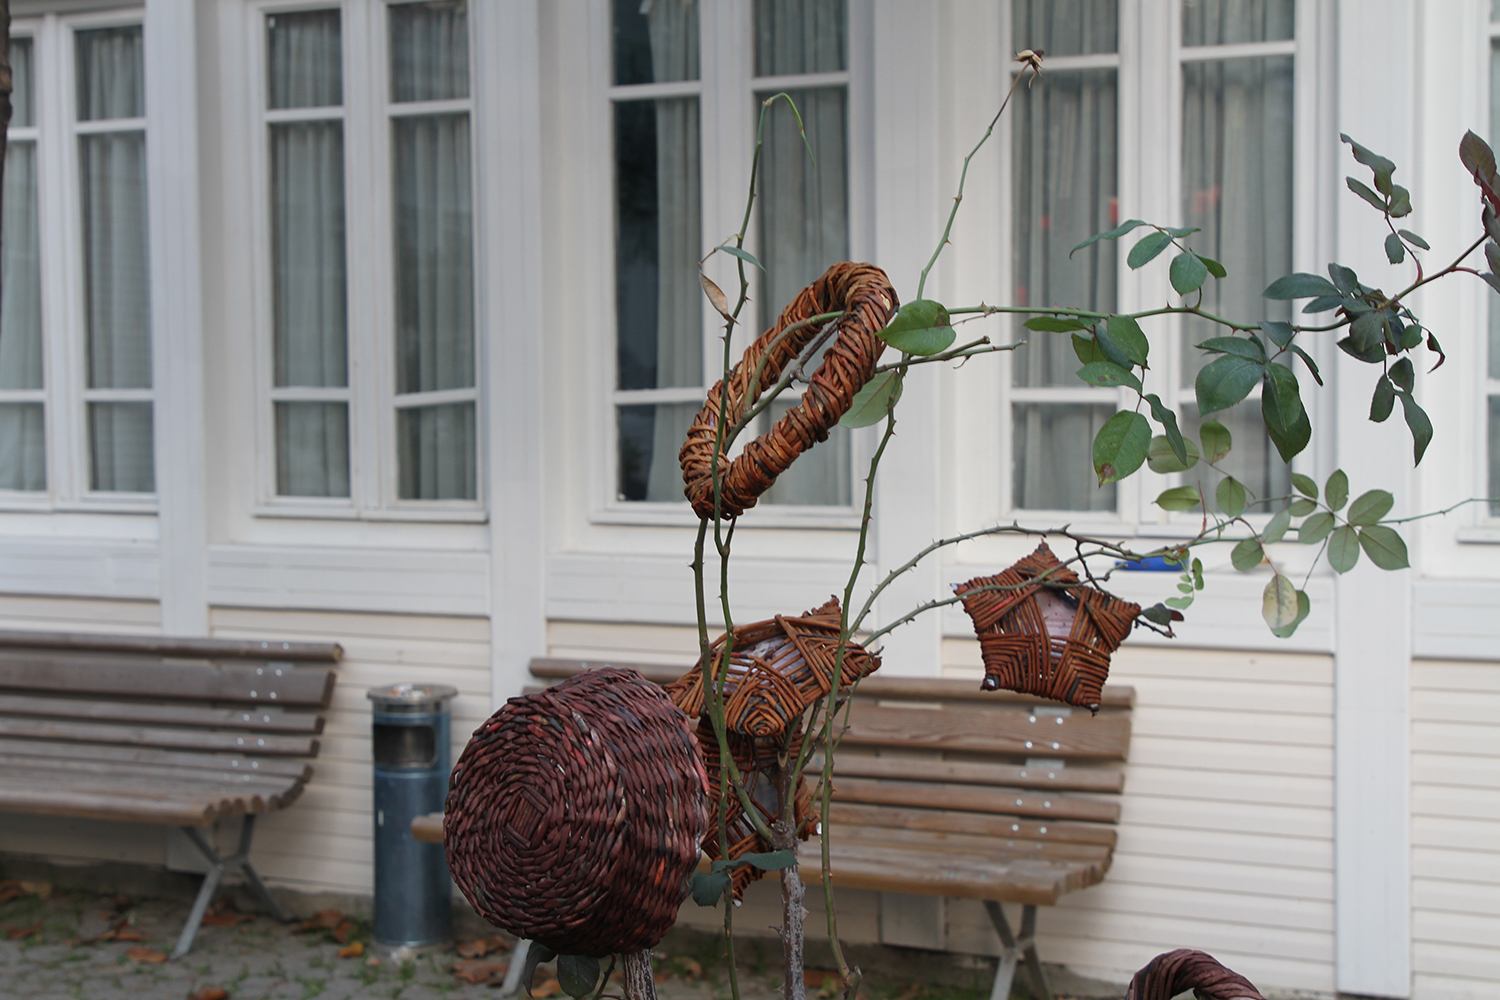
top-left (0, 1), bottom-right (1496, 998)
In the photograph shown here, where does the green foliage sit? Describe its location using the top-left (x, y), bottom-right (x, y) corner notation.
top-left (1170, 251), bottom-right (1210, 295)
top-left (1347, 489), bottom-right (1394, 525)
top-left (1155, 486), bottom-right (1202, 511)
top-left (1216, 477), bottom-right (1247, 518)
top-left (1325, 470), bottom-right (1349, 511)
top-left (1092, 411), bottom-right (1151, 484)
top-left (1262, 575), bottom-right (1302, 631)
top-left (557, 955), bottom-right (602, 999)
top-left (523, 944), bottom-right (559, 997)
top-left (715, 244), bottom-right (764, 270)
top-left (1199, 420), bottom-right (1231, 463)
top-left (1106, 315), bottom-right (1150, 365)
top-left (1076, 362), bottom-right (1141, 391)
top-left (1231, 538), bottom-right (1263, 571)
top-left (1127, 230), bottom-right (1174, 269)
top-left (840, 371), bottom-right (903, 427)
top-left (1147, 433), bottom-right (1199, 473)
top-left (1026, 315), bottom-right (1091, 333)
top-left (880, 300), bottom-right (956, 356)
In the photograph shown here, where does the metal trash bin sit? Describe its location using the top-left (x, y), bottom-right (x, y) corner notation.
top-left (367, 683), bottom-right (459, 952)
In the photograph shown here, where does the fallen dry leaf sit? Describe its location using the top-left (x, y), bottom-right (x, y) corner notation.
top-left (18, 881), bottom-right (52, 899)
top-left (187, 987), bottom-right (230, 1000)
top-left (5, 922), bottom-right (41, 941)
top-left (110, 894), bottom-right (133, 912)
top-left (127, 946), bottom-right (169, 964)
top-left (654, 971), bottom-right (671, 984)
top-left (112, 928), bottom-right (150, 942)
top-left (294, 909), bottom-right (344, 932)
top-left (678, 957), bottom-right (704, 980)
top-left (333, 921), bottom-right (355, 944)
top-left (455, 934), bottom-right (511, 959)
top-left (532, 976), bottom-right (562, 998)
top-left (365, 955), bottom-right (381, 967)
top-left (337, 941), bottom-right (364, 959)
top-left (0, 881), bottom-right (22, 905)
top-left (452, 958), bottom-right (509, 984)
top-left (200, 912), bottom-right (249, 927)
top-left (805, 969), bottom-right (839, 988)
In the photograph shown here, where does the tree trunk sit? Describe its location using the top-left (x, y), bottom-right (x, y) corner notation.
top-left (622, 948), bottom-right (658, 1000)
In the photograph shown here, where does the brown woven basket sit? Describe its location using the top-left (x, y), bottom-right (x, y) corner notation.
top-left (444, 668), bottom-right (709, 956)
top-left (1126, 949), bottom-right (1266, 1000)
top-left (679, 262), bottom-right (898, 519)
top-left (956, 542), bottom-right (1139, 711)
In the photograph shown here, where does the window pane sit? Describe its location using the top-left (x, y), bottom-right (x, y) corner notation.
top-left (398, 402), bottom-right (475, 500)
top-left (276, 402), bottom-right (349, 497)
top-left (1, 140), bottom-right (42, 390)
top-left (393, 113), bottom-right (473, 394)
top-left (1183, 0), bottom-right (1295, 46)
top-left (268, 9), bottom-right (342, 109)
top-left (1490, 398), bottom-right (1500, 517)
top-left (1491, 39), bottom-right (1500, 381)
top-left (1181, 400), bottom-right (1290, 509)
top-left (1013, 403), bottom-right (1116, 511)
top-left (81, 131), bottom-right (152, 390)
top-left (758, 87), bottom-right (848, 331)
top-left (0, 403), bottom-right (44, 491)
top-left (613, 0), bottom-right (698, 86)
top-left (10, 38), bottom-right (33, 127)
top-left (615, 98), bottom-right (701, 392)
top-left (761, 396), bottom-right (850, 505)
top-left (272, 122), bottom-right (347, 388)
top-left (76, 26), bottom-right (144, 121)
top-left (1012, 0), bottom-right (1118, 57)
top-left (390, 1), bottom-right (468, 102)
top-left (618, 402), bottom-right (696, 502)
top-left (89, 402), bottom-right (153, 492)
top-left (1012, 68), bottom-right (1118, 387)
top-left (755, 0), bottom-right (846, 76)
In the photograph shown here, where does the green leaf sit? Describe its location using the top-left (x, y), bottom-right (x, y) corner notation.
top-left (1346, 176), bottom-right (1388, 212)
top-left (523, 944), bottom-right (560, 996)
top-left (1170, 251), bottom-right (1210, 295)
top-left (1260, 321), bottom-right (1294, 348)
top-left (1369, 376), bottom-right (1396, 422)
top-left (1199, 419), bottom-right (1232, 463)
top-left (1071, 218), bottom-right (1148, 257)
top-left (1426, 331), bottom-right (1446, 371)
top-left (1127, 230), bottom-right (1174, 269)
top-left (1231, 537), bottom-right (1264, 571)
top-left (1459, 130), bottom-right (1498, 183)
top-left (1217, 477), bottom-right (1247, 517)
top-left (1196, 336), bottom-right (1267, 361)
top-left (1105, 315), bottom-right (1150, 366)
top-left (1338, 333), bottom-right (1385, 364)
top-left (1263, 507), bottom-right (1292, 545)
top-left (716, 245), bottom-right (764, 270)
top-left (1385, 233), bottom-right (1406, 264)
top-left (1389, 358), bottom-right (1414, 393)
top-left (880, 300), bottom-right (956, 356)
top-left (1262, 362), bottom-right (1302, 432)
top-left (558, 955), bottom-right (602, 999)
top-left (1165, 595), bottom-right (1194, 610)
top-left (1291, 345), bottom-right (1323, 386)
top-left (1196, 355), bottom-right (1265, 415)
top-left (1347, 489), bottom-right (1394, 525)
top-left (1092, 323), bottom-right (1133, 370)
top-left (1327, 262), bottom-right (1361, 297)
top-left (1291, 473), bottom-right (1318, 499)
top-left (1290, 498), bottom-right (1318, 516)
top-left (1299, 511), bottom-right (1336, 544)
top-left (840, 371), bottom-right (903, 427)
top-left (1076, 362), bottom-right (1141, 392)
top-left (1302, 295), bottom-right (1343, 313)
top-left (1262, 575), bottom-right (1301, 630)
top-left (1025, 315), bottom-right (1092, 333)
top-left (1388, 184), bottom-right (1412, 217)
top-left (1325, 470), bottom-right (1349, 511)
top-left (1162, 226), bottom-right (1201, 238)
top-left (1398, 229), bottom-right (1429, 250)
top-left (1328, 524), bottom-right (1361, 573)
top-left (1269, 589), bottom-right (1312, 638)
top-left (1398, 391), bottom-right (1433, 465)
top-left (1341, 134), bottom-right (1397, 195)
top-left (1262, 386), bottom-right (1312, 463)
top-left (1358, 524), bottom-right (1410, 570)
top-left (1400, 320), bottom-right (1423, 350)
top-left (1155, 486), bottom-right (1203, 511)
top-left (1141, 603), bottom-right (1175, 625)
top-left (1350, 312), bottom-right (1388, 355)
top-left (1092, 411), bottom-right (1152, 484)
top-left (1071, 332), bottom-right (1106, 365)
top-left (1143, 394), bottom-right (1187, 464)
top-left (1200, 255), bottom-right (1227, 279)
top-left (1264, 273), bottom-right (1340, 299)
top-left (1192, 557), bottom-right (1205, 589)
top-left (690, 870), bottom-right (730, 907)
top-left (1147, 434), bottom-right (1200, 473)
top-left (736, 849), bottom-right (797, 872)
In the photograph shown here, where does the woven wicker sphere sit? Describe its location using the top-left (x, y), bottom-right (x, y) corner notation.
top-left (444, 668), bottom-right (709, 957)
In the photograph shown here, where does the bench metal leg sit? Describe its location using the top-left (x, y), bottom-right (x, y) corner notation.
top-left (498, 939), bottom-right (532, 996)
top-left (171, 816), bottom-right (291, 960)
top-left (983, 902), bottom-right (1052, 1000)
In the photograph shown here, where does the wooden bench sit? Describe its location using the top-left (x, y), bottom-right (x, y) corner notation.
top-left (0, 629), bottom-right (340, 958)
top-left (418, 657), bottom-right (1131, 1000)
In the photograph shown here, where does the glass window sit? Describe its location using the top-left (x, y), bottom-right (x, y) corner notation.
top-left (1490, 30), bottom-right (1500, 514)
top-left (0, 38), bottom-right (44, 492)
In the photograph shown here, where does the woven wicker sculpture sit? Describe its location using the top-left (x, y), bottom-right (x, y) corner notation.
top-left (444, 668), bottom-right (709, 957)
top-left (665, 597), bottom-right (879, 897)
top-left (679, 262), bottom-right (898, 519)
top-left (1126, 949), bottom-right (1266, 1000)
top-left (956, 542), bottom-right (1140, 712)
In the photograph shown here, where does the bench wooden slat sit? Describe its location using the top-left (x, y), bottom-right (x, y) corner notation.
top-left (0, 783), bottom-right (272, 827)
top-left (0, 630), bottom-right (342, 663)
top-left (0, 653), bottom-right (336, 708)
top-left (830, 775), bottom-right (1120, 824)
top-left (799, 838), bottom-right (1096, 906)
top-left (0, 736), bottom-right (312, 781)
top-left (0, 753), bottom-right (306, 799)
top-left (836, 703), bottom-right (1130, 760)
top-left (0, 717), bottom-right (319, 756)
top-left (828, 801), bottom-right (1118, 848)
top-left (827, 823), bottom-right (1115, 867)
top-left (0, 693), bottom-right (324, 734)
top-left (819, 752), bottom-right (1124, 793)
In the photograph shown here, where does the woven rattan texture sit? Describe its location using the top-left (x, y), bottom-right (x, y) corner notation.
top-left (444, 668), bottom-right (709, 956)
top-left (956, 542), bottom-right (1139, 711)
top-left (679, 262), bottom-right (898, 519)
top-left (1125, 949), bottom-right (1266, 1000)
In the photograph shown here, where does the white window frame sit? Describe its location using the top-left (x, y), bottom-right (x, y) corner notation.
top-left (244, 0), bottom-right (485, 523)
top-left (0, 8), bottom-right (156, 514)
top-left (1483, 9), bottom-right (1500, 529)
top-left (592, 0), bottom-right (874, 529)
top-left (990, 1), bottom-right (1327, 538)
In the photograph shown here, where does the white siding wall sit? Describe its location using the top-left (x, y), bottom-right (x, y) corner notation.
top-left (1411, 659), bottom-right (1500, 1000)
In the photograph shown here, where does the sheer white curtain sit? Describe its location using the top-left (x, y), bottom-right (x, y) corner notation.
top-left (77, 26), bottom-right (152, 493)
top-left (1011, 0), bottom-right (1119, 511)
top-left (391, 1), bottom-right (475, 500)
top-left (1489, 30), bottom-right (1500, 515)
top-left (269, 9), bottom-right (348, 497)
top-left (0, 38), bottom-right (44, 491)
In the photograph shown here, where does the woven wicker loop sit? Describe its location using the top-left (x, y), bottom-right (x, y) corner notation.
top-left (679, 262), bottom-right (899, 519)
top-left (444, 668), bottom-right (709, 957)
top-left (956, 542), bottom-right (1139, 711)
top-left (1126, 949), bottom-right (1266, 1000)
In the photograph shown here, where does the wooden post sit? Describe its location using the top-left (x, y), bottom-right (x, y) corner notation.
top-left (622, 948), bottom-right (657, 1000)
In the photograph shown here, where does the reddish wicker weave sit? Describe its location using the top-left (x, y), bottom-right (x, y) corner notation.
top-left (443, 668), bottom-right (709, 957)
top-left (679, 262), bottom-right (899, 519)
top-left (1126, 949), bottom-right (1266, 1000)
top-left (956, 542), bottom-right (1140, 711)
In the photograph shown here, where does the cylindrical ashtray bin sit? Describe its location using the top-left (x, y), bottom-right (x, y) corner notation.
top-left (367, 683), bottom-right (459, 951)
